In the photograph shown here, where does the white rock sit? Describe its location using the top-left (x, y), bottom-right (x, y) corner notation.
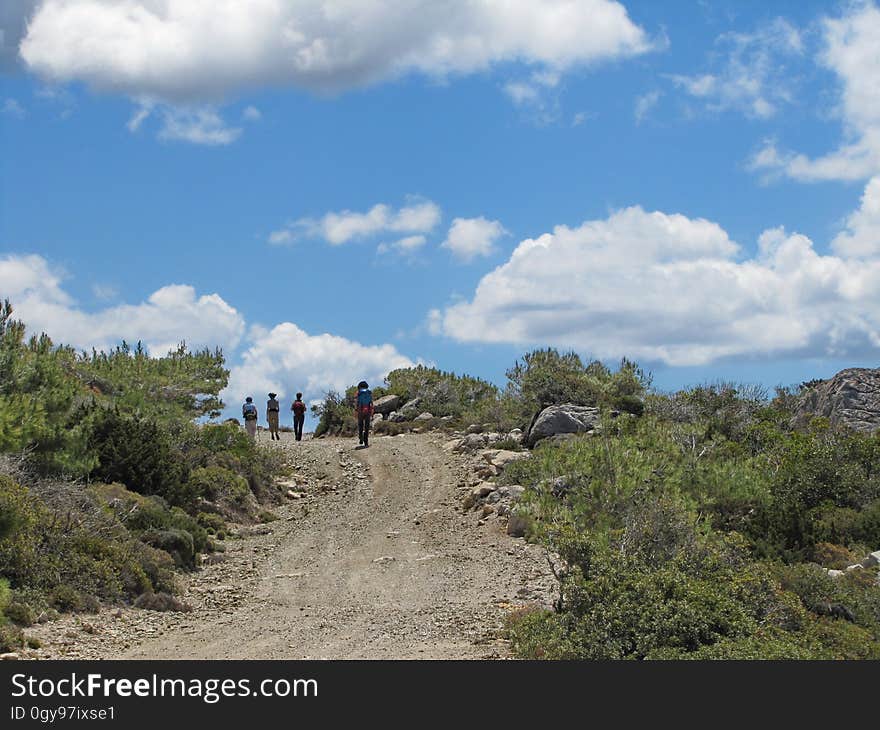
top-left (0, 653), bottom-right (19, 661)
top-left (826, 569), bottom-right (845, 579)
top-left (862, 551), bottom-right (880, 568)
top-left (414, 412), bottom-right (434, 421)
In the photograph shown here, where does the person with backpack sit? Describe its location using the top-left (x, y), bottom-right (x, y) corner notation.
top-left (355, 380), bottom-right (373, 447)
top-left (267, 392), bottom-right (281, 440)
top-left (242, 396), bottom-right (258, 439)
top-left (291, 392), bottom-right (306, 441)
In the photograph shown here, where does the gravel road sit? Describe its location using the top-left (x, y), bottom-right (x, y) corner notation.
top-left (27, 431), bottom-right (554, 660)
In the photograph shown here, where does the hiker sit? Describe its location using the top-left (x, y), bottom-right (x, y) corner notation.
top-left (355, 380), bottom-right (373, 447)
top-left (291, 392), bottom-right (306, 442)
top-left (267, 392), bottom-right (281, 440)
top-left (242, 396), bottom-right (258, 439)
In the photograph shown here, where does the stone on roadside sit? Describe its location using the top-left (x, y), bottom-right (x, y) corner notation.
top-left (373, 394), bottom-right (402, 414)
top-left (526, 403), bottom-right (600, 446)
top-left (414, 412), bottom-right (434, 421)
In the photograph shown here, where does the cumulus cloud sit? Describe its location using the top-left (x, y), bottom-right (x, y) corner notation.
top-left (224, 322), bottom-right (416, 407)
top-left (442, 217), bottom-right (507, 262)
top-left (751, 3), bottom-right (880, 181)
top-left (0, 253), bottom-right (245, 354)
top-left (271, 200), bottom-right (441, 246)
top-left (667, 17), bottom-right (803, 120)
top-left (431, 192), bottom-right (880, 366)
top-left (20, 0), bottom-right (655, 104)
top-left (831, 176), bottom-right (880, 258)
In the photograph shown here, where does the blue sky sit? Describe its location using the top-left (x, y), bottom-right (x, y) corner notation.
top-left (3, 0), bottom-right (880, 420)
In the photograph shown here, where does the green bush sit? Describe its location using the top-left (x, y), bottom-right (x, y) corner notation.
top-left (140, 529), bottom-right (196, 569)
top-left (188, 466), bottom-right (250, 505)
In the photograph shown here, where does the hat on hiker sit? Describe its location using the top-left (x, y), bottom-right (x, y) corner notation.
top-left (245, 396), bottom-right (253, 403)
top-left (358, 381), bottom-right (368, 389)
top-left (268, 392), bottom-right (277, 398)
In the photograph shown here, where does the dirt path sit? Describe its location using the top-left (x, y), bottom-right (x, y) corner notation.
top-left (29, 432), bottom-right (554, 660)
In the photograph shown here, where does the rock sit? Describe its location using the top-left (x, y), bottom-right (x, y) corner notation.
top-left (497, 504), bottom-right (510, 517)
top-left (372, 556), bottom-right (396, 564)
top-left (486, 491), bottom-right (501, 504)
top-left (507, 485), bottom-right (526, 501)
top-left (387, 411), bottom-right (407, 422)
top-left (507, 513), bottom-right (530, 538)
top-left (466, 424), bottom-right (483, 434)
top-left (487, 449), bottom-right (530, 470)
top-left (373, 394), bottom-right (402, 414)
top-left (826, 569), bottom-right (845, 579)
top-left (0, 653), bottom-right (19, 660)
top-left (794, 368), bottom-right (880, 433)
top-left (526, 404), bottom-right (600, 446)
top-left (471, 483), bottom-right (496, 499)
top-left (442, 439), bottom-right (463, 452)
top-left (399, 397), bottom-right (422, 416)
top-left (440, 415), bottom-right (454, 422)
top-left (454, 433), bottom-right (488, 452)
top-left (507, 428), bottom-right (524, 444)
top-left (481, 504), bottom-right (496, 518)
top-left (862, 551), bottom-right (880, 568)
top-left (414, 412), bottom-right (434, 421)
top-left (846, 564), bottom-right (864, 572)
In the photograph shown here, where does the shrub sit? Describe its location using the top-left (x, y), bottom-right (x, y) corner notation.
top-left (188, 466), bottom-right (250, 505)
top-left (133, 591), bottom-right (192, 612)
top-left (140, 529), bottom-right (196, 569)
top-left (0, 623), bottom-right (23, 653)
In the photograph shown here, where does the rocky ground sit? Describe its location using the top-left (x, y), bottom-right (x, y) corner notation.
top-left (19, 430), bottom-right (555, 660)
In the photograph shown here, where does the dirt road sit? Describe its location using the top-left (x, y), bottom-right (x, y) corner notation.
top-left (30, 432), bottom-right (554, 660)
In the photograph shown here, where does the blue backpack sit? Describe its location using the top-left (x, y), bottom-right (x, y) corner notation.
top-left (356, 388), bottom-right (373, 411)
top-left (243, 403), bottom-right (257, 420)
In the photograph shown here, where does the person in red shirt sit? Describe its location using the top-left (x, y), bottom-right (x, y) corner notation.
top-left (291, 392), bottom-right (306, 441)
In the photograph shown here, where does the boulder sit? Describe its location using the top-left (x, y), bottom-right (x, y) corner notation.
top-left (507, 428), bottom-right (524, 444)
top-left (387, 411), bottom-right (407, 423)
top-left (466, 424), bottom-right (483, 434)
top-left (527, 404), bottom-right (600, 446)
top-left (794, 368), bottom-right (880, 432)
top-left (414, 412), bottom-right (434, 421)
top-left (861, 551), bottom-right (880, 568)
top-left (373, 394), bottom-right (402, 414)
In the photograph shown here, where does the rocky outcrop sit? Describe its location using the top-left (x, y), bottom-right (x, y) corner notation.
top-left (526, 404), bottom-right (600, 446)
top-left (794, 369), bottom-right (880, 433)
top-left (373, 395), bottom-right (402, 415)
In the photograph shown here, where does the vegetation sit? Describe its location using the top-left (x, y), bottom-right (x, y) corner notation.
top-left (0, 300), bottom-right (284, 629)
top-left (502, 380), bottom-right (880, 659)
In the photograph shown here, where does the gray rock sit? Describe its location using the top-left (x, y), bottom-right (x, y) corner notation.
top-left (373, 394), bottom-right (402, 414)
top-left (387, 411), bottom-right (407, 423)
top-left (414, 412), bottom-right (434, 421)
top-left (507, 484), bottom-right (526, 501)
top-left (527, 404), bottom-right (600, 446)
top-left (862, 551), bottom-right (880, 568)
top-left (486, 491), bottom-right (502, 504)
top-left (399, 398), bottom-right (422, 416)
top-left (794, 368), bottom-right (880, 433)
top-left (507, 428), bottom-right (524, 444)
top-left (826, 569), bottom-right (845, 579)
top-left (466, 424), bottom-right (483, 434)
top-left (454, 433), bottom-right (489, 452)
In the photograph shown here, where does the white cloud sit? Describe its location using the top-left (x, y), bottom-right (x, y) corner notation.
top-left (377, 235), bottom-right (428, 256)
top-left (432, 192), bottom-right (880, 366)
top-left (831, 176), bottom-right (880, 258)
top-left (1, 98), bottom-right (25, 118)
top-left (667, 17), bottom-right (803, 120)
top-left (224, 322), bottom-right (416, 407)
top-left (158, 107), bottom-right (242, 146)
top-left (634, 89), bottom-right (661, 124)
top-left (442, 217), bottom-right (507, 262)
top-left (0, 254), bottom-right (245, 355)
top-left (20, 0), bottom-right (655, 104)
top-left (751, 3), bottom-right (880, 181)
top-left (270, 200), bottom-right (441, 246)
